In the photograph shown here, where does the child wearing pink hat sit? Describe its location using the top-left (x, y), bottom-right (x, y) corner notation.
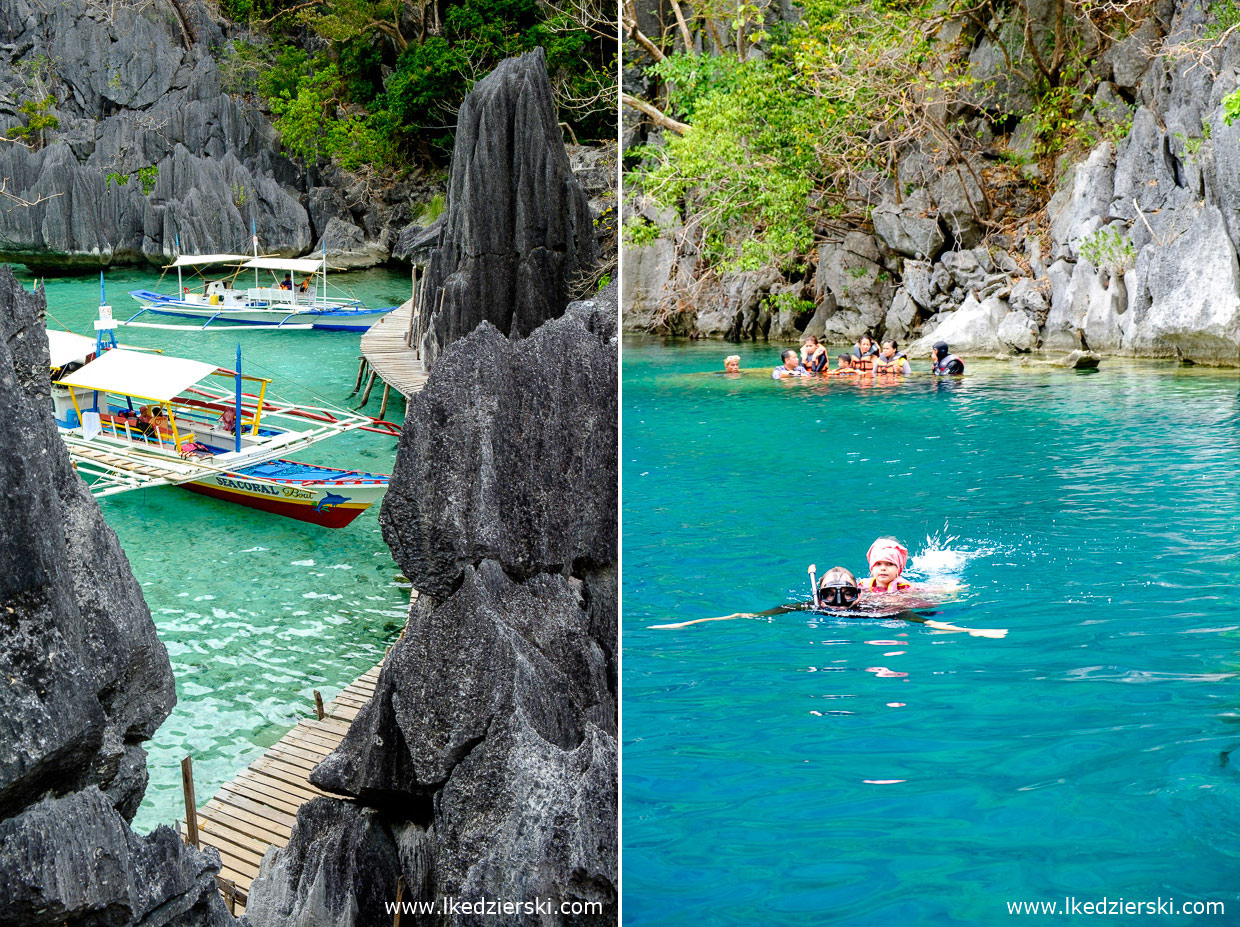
top-left (860, 537), bottom-right (913, 592)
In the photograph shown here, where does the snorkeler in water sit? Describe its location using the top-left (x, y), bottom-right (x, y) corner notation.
top-left (651, 563), bottom-right (1006, 637)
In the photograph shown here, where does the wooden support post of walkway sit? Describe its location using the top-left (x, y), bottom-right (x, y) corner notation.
top-left (351, 356), bottom-right (368, 395)
top-left (411, 263), bottom-right (426, 351)
top-left (313, 689), bottom-right (324, 720)
top-left (378, 382), bottom-right (392, 420)
top-left (181, 756), bottom-right (199, 849)
top-left (359, 369), bottom-right (378, 406)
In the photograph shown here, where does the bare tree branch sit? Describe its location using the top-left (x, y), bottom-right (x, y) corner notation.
top-left (622, 93), bottom-right (690, 134)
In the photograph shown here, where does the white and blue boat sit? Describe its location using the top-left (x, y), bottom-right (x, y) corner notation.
top-left (125, 251), bottom-right (397, 332)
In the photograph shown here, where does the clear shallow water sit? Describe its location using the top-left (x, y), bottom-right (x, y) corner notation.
top-left (623, 337), bottom-right (1240, 925)
top-left (12, 264), bottom-right (415, 831)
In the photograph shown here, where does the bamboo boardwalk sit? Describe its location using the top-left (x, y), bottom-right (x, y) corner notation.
top-left (357, 298), bottom-right (430, 412)
top-left (179, 662), bottom-right (384, 916)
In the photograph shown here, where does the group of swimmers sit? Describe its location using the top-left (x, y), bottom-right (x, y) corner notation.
top-left (735, 335), bottom-right (964, 379)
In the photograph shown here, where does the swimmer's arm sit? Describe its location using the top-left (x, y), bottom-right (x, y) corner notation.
top-left (649, 602), bottom-right (806, 630)
top-left (919, 618), bottom-right (1007, 639)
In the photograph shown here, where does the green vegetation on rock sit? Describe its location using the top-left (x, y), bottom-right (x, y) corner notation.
top-left (220, 0), bottom-right (613, 173)
top-left (626, 0), bottom-right (1167, 275)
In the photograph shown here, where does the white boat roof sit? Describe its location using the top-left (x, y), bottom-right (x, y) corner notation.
top-left (57, 348), bottom-right (221, 402)
top-left (167, 254), bottom-right (251, 268)
top-left (47, 330), bottom-right (98, 367)
top-left (242, 257), bottom-right (324, 273)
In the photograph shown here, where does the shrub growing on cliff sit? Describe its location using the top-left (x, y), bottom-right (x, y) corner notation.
top-left (1077, 226), bottom-right (1135, 275)
top-left (269, 62), bottom-right (397, 171)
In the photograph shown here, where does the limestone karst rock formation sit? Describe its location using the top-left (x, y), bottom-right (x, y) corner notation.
top-left (0, 266), bottom-right (236, 927)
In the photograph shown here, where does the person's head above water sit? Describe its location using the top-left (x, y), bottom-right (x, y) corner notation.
top-left (881, 340), bottom-right (898, 359)
top-left (867, 537), bottom-right (909, 588)
top-left (932, 341), bottom-right (950, 361)
top-left (724, 355), bottom-right (740, 373)
top-left (781, 349), bottom-right (799, 369)
top-left (818, 566), bottom-right (860, 608)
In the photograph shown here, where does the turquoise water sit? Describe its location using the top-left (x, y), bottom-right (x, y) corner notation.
top-left (622, 337), bottom-right (1240, 925)
top-left (14, 264), bottom-right (415, 831)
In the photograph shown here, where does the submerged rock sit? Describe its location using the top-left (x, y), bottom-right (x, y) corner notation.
top-left (1042, 349), bottom-right (1103, 369)
top-left (415, 49), bottom-right (596, 366)
top-left (0, 266), bottom-right (235, 925)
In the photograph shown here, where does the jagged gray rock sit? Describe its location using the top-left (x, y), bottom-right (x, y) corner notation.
top-left (248, 286), bottom-right (618, 925)
top-left (1123, 203), bottom-right (1240, 362)
top-left (0, 789), bottom-right (231, 927)
top-left (379, 296), bottom-right (617, 599)
top-left (872, 189), bottom-right (945, 260)
top-left (908, 293), bottom-right (1009, 355)
top-left (815, 233), bottom-right (889, 334)
top-left (0, 265), bottom-right (234, 925)
top-left (0, 1), bottom-right (314, 269)
top-left (245, 798), bottom-right (414, 927)
top-left (415, 49), bottom-right (596, 366)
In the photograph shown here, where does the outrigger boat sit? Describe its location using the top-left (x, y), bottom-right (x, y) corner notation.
top-left (125, 246), bottom-right (396, 332)
top-left (47, 315), bottom-right (393, 528)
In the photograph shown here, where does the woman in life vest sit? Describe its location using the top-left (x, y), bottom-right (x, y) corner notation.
top-left (850, 334), bottom-right (879, 373)
top-left (860, 537), bottom-right (913, 592)
top-left (873, 340), bottom-right (912, 377)
top-left (801, 335), bottom-right (829, 374)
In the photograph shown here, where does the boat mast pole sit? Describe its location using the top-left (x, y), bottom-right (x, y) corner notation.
top-left (234, 343), bottom-right (243, 454)
top-left (175, 234), bottom-right (182, 294)
top-left (252, 219), bottom-right (260, 292)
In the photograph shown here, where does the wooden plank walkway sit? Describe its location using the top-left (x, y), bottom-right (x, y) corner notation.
top-left (180, 662), bottom-right (384, 916)
top-left (360, 298), bottom-right (430, 398)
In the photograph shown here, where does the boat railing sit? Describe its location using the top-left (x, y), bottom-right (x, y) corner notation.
top-left (245, 286), bottom-right (318, 308)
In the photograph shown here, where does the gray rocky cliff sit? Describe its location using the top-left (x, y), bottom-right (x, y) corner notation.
top-left (0, 265), bottom-right (236, 926)
top-left (625, 0), bottom-right (1240, 365)
top-left (0, 0), bottom-right (313, 269)
top-left (0, 0), bottom-right (435, 270)
top-left (414, 48), bottom-right (596, 367)
top-left (244, 51), bottom-right (616, 927)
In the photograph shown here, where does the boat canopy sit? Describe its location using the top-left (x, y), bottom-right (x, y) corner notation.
top-left (242, 257), bottom-right (324, 274)
top-left (47, 330), bottom-right (98, 368)
top-left (166, 254), bottom-right (251, 268)
top-left (57, 348), bottom-right (221, 402)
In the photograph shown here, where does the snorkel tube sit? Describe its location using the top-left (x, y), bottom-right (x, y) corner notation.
top-left (808, 564), bottom-right (820, 608)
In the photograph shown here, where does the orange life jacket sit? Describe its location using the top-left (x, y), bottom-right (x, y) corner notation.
top-left (860, 578), bottom-right (911, 592)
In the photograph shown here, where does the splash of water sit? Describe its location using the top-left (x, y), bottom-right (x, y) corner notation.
top-left (906, 527), bottom-right (991, 587)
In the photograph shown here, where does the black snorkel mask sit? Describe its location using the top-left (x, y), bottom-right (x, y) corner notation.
top-left (819, 583), bottom-right (860, 608)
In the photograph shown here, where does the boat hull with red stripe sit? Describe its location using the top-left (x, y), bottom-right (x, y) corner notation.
top-left (180, 459), bottom-right (389, 528)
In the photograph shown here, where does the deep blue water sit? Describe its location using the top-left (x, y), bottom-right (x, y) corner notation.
top-left (622, 337), bottom-right (1240, 925)
top-left (13, 264), bottom-right (414, 831)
